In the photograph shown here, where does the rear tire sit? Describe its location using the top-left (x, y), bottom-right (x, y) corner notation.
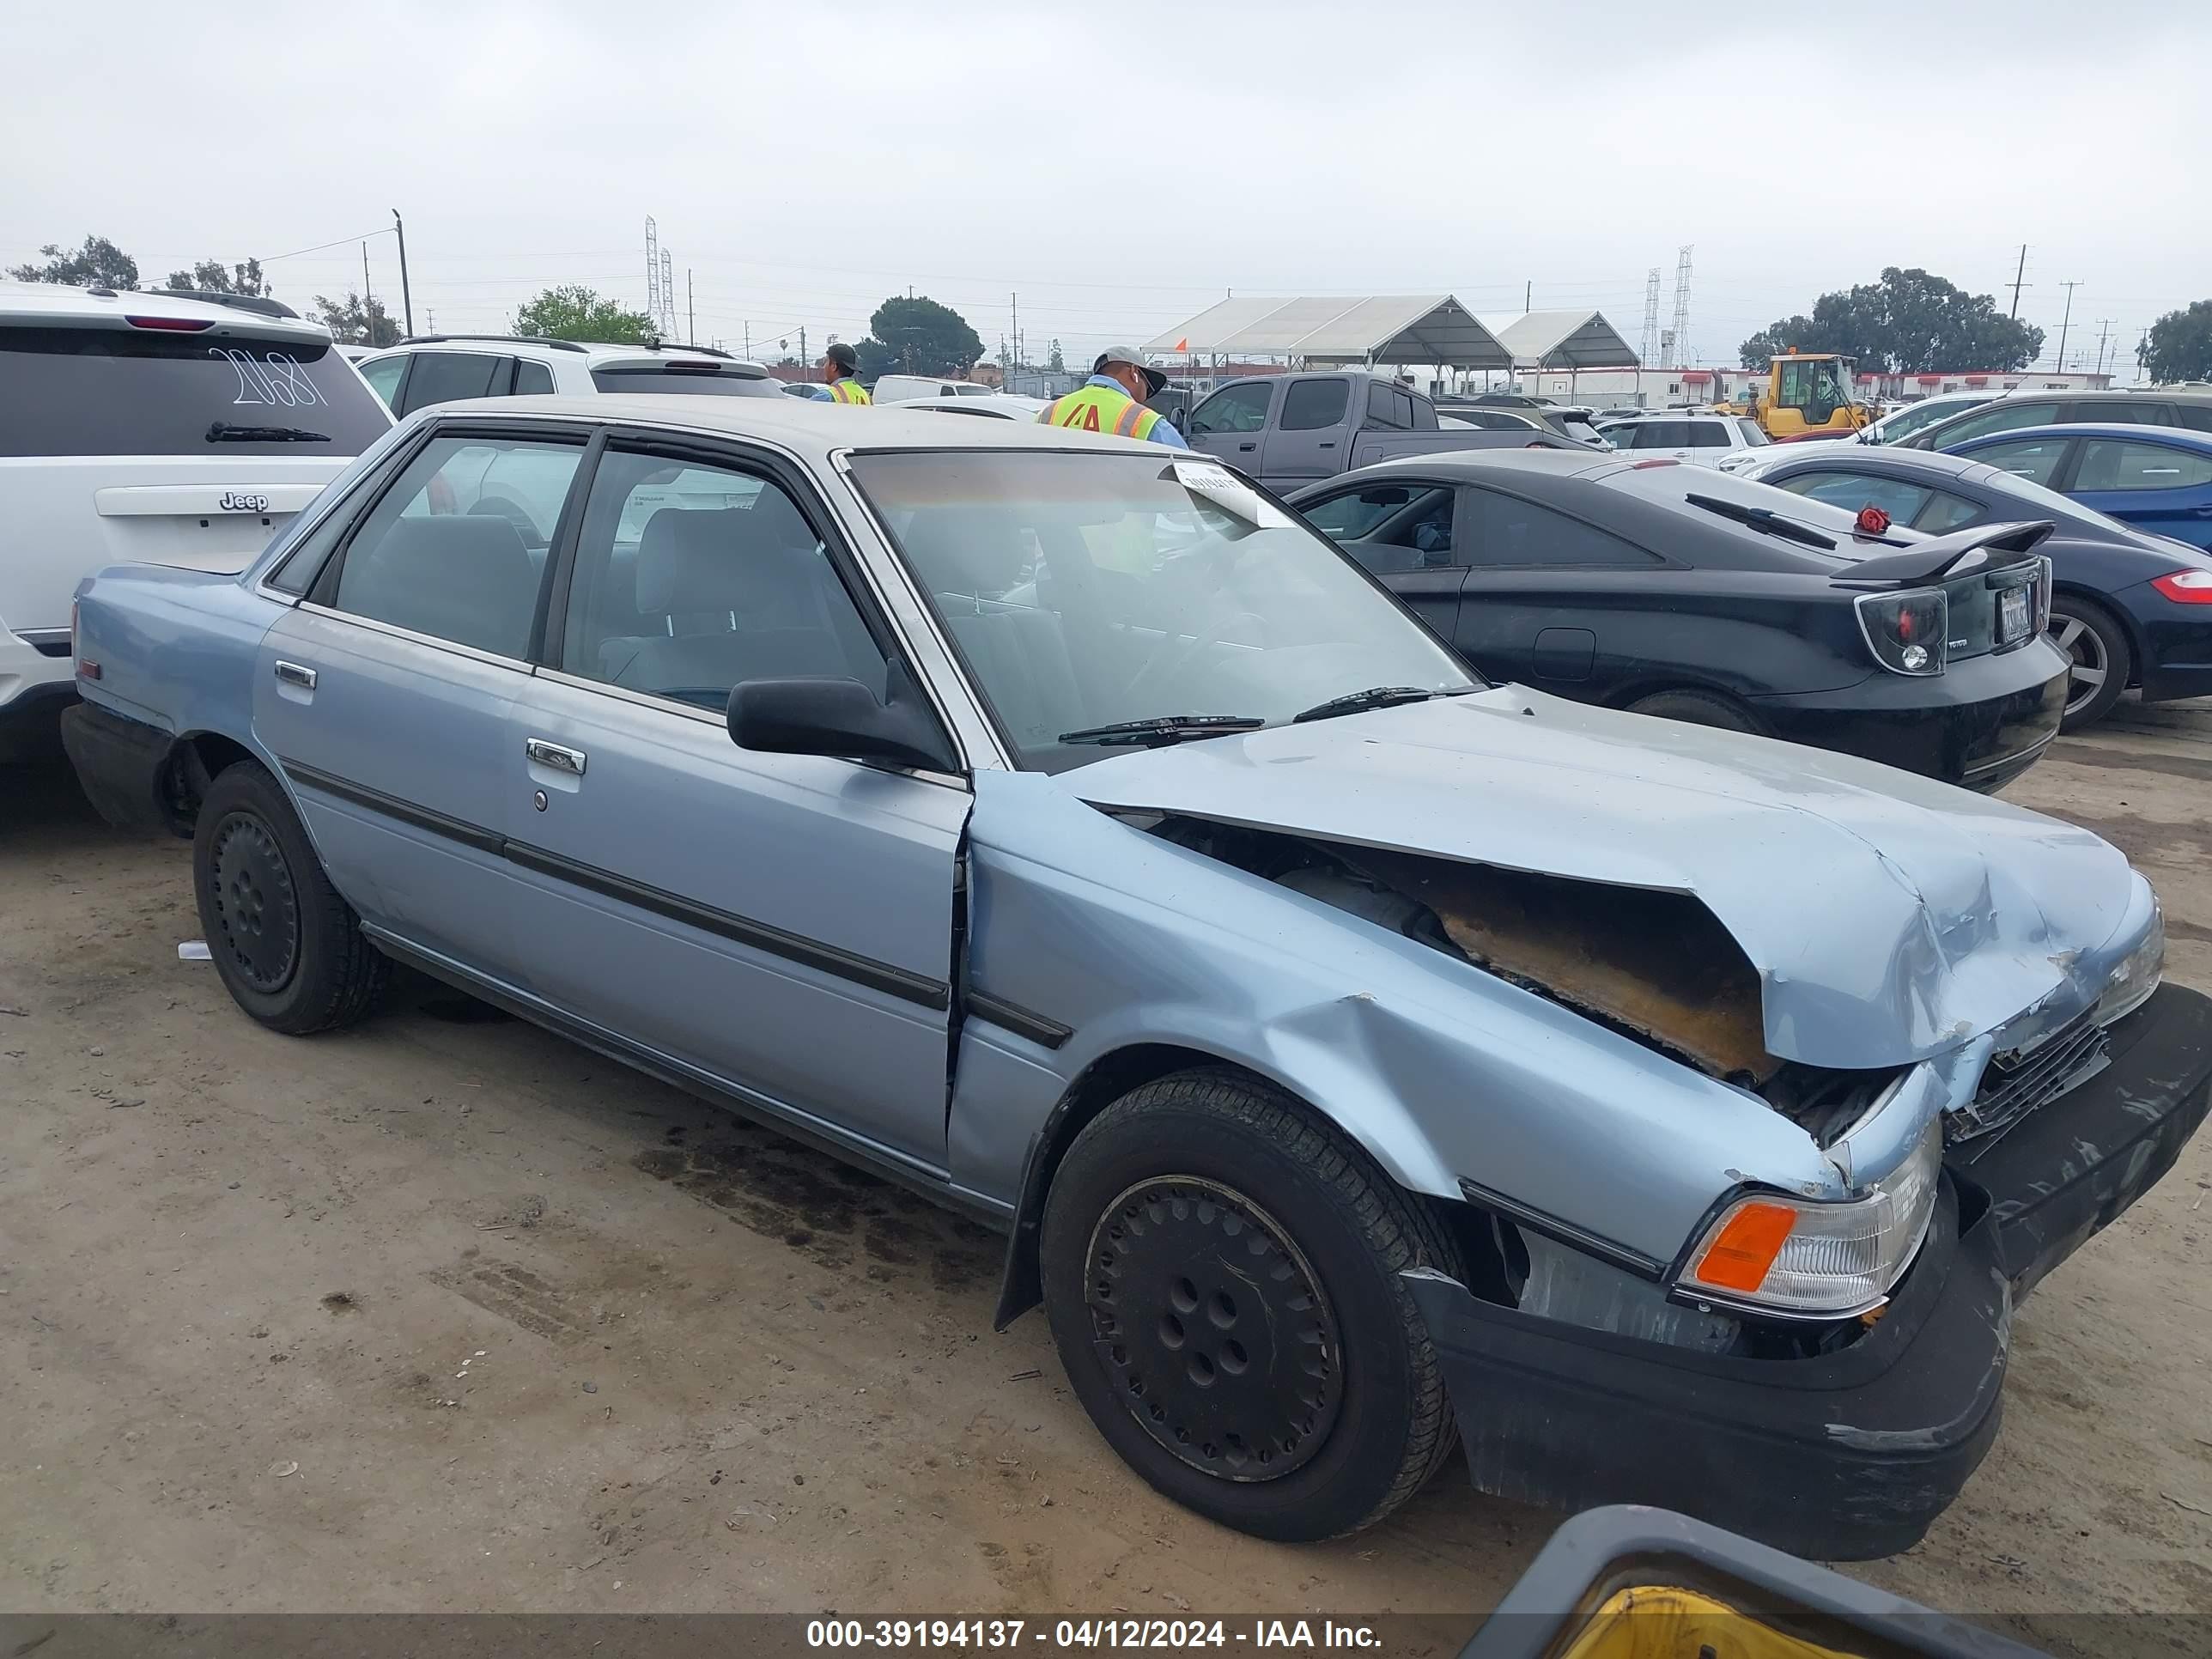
top-left (192, 760), bottom-right (386, 1034)
top-left (1039, 1068), bottom-right (1462, 1540)
top-left (1626, 688), bottom-right (1760, 733)
top-left (2047, 594), bottom-right (2131, 731)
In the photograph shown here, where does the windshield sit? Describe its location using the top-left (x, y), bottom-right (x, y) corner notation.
top-left (0, 325), bottom-right (392, 458)
top-left (849, 451), bottom-right (1477, 772)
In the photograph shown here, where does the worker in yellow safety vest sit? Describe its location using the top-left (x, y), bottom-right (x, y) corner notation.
top-left (821, 343), bottom-right (872, 404)
top-left (1037, 346), bottom-right (1187, 447)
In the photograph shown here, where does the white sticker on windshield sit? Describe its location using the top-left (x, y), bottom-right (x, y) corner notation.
top-left (1170, 459), bottom-right (1295, 529)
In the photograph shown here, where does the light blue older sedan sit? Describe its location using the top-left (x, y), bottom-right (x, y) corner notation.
top-left (61, 397), bottom-right (2210, 1559)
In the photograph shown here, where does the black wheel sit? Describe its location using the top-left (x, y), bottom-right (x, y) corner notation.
top-left (1626, 688), bottom-right (1760, 733)
top-left (2047, 594), bottom-right (2132, 731)
top-left (192, 761), bottom-right (387, 1034)
top-left (1039, 1069), bottom-right (1463, 1540)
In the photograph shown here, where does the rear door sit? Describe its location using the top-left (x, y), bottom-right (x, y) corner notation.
top-left (2068, 436), bottom-right (2212, 549)
top-left (253, 422), bottom-right (590, 978)
top-left (1260, 376), bottom-right (1352, 487)
top-left (0, 319), bottom-right (392, 636)
top-left (1184, 380), bottom-right (1276, 469)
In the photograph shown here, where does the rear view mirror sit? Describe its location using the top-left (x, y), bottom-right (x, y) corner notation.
top-left (727, 675), bottom-right (960, 775)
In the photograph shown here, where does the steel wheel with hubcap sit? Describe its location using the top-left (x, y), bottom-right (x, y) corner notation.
top-left (1040, 1068), bottom-right (1464, 1540)
top-left (209, 813), bottom-right (301, 994)
top-left (2045, 597), bottom-right (2131, 731)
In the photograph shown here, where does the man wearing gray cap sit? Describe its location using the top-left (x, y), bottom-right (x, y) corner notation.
top-left (1037, 347), bottom-right (1188, 447)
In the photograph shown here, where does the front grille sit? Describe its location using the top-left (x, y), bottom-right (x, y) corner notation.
top-left (1950, 1007), bottom-right (2109, 1149)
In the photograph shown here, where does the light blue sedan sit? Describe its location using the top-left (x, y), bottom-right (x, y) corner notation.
top-left (59, 395), bottom-right (2211, 1559)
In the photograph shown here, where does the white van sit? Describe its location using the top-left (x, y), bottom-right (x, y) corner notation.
top-left (871, 375), bottom-right (999, 404)
top-left (0, 284), bottom-right (392, 759)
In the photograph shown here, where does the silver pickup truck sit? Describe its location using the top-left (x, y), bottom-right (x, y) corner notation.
top-left (61, 395), bottom-right (2211, 1558)
top-left (1184, 370), bottom-right (1576, 492)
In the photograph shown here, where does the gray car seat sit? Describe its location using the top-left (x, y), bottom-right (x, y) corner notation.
top-left (340, 515), bottom-right (539, 659)
top-left (899, 507), bottom-right (1086, 746)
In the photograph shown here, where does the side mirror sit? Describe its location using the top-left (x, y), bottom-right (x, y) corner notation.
top-left (727, 675), bottom-right (961, 775)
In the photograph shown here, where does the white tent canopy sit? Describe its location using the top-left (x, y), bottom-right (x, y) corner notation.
top-left (1485, 309), bottom-right (1639, 369)
top-left (1142, 295), bottom-right (1512, 370)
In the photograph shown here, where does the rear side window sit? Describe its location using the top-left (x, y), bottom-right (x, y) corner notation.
top-left (514, 359), bottom-right (556, 396)
top-left (2071, 401), bottom-right (2172, 427)
top-left (1279, 378), bottom-right (1349, 431)
top-left (2075, 440), bottom-right (2212, 491)
top-left (2171, 404), bottom-right (2212, 434)
top-left (1686, 423), bottom-right (1733, 448)
top-left (587, 362), bottom-right (784, 398)
top-left (1929, 401), bottom-right (2060, 446)
top-left (358, 354), bottom-right (408, 409)
top-left (0, 324), bottom-right (392, 458)
top-left (397, 351), bottom-right (503, 415)
top-left (1776, 471), bottom-right (1934, 523)
top-left (1365, 384), bottom-right (1411, 430)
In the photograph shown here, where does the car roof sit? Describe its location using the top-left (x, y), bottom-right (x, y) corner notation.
top-left (450, 393), bottom-right (1166, 457)
top-left (0, 279), bottom-right (331, 343)
top-left (1602, 408), bottom-right (1735, 421)
top-left (364, 336), bottom-right (772, 373)
top-left (1333, 448), bottom-right (1621, 484)
top-left (1954, 422), bottom-right (2212, 447)
top-left (1764, 447), bottom-right (1986, 481)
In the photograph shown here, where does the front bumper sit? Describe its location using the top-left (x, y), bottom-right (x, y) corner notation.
top-left (1410, 981), bottom-right (2212, 1561)
top-left (1749, 650), bottom-right (2065, 793)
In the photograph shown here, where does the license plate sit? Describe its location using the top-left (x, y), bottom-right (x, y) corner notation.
top-left (1999, 584), bottom-right (2031, 646)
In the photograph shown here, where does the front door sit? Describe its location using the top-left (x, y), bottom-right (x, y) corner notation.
top-left (506, 441), bottom-right (968, 1170)
top-left (1298, 479), bottom-right (1468, 641)
top-left (1453, 486), bottom-right (1668, 690)
top-left (1184, 381), bottom-right (1276, 472)
top-left (2069, 435), bottom-right (2212, 550)
top-left (252, 426), bottom-right (588, 978)
top-left (1260, 376), bottom-right (1352, 488)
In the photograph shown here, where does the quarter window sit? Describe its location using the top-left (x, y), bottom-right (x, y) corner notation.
top-left (357, 354), bottom-right (408, 410)
top-left (514, 359), bottom-right (556, 396)
top-left (1917, 490), bottom-right (1985, 532)
top-left (558, 450), bottom-right (886, 709)
top-left (2074, 440), bottom-right (2212, 492)
top-left (1185, 382), bottom-right (1271, 435)
top-left (396, 350), bottom-right (504, 415)
top-left (1462, 490), bottom-right (1661, 568)
top-left (329, 435), bottom-right (584, 657)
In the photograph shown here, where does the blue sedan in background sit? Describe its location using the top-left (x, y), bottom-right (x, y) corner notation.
top-left (1948, 423), bottom-right (2212, 550)
top-left (1747, 440), bottom-right (2212, 729)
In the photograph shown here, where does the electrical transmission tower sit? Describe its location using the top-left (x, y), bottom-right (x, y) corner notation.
top-left (645, 217), bottom-right (663, 336)
top-left (1640, 268), bottom-right (1661, 366)
top-left (1667, 246), bottom-right (1693, 368)
top-left (659, 249), bottom-right (675, 340)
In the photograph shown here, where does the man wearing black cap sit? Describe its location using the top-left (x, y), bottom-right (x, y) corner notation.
top-left (820, 343), bottom-right (872, 404)
top-left (1037, 346), bottom-right (1186, 447)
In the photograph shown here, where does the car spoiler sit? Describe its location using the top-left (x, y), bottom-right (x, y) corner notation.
top-left (1830, 520), bottom-right (2055, 590)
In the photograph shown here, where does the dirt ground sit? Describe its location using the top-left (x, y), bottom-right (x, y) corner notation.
top-left (3, 705), bottom-right (2209, 1637)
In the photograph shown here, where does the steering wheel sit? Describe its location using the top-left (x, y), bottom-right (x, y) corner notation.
top-left (1120, 608), bottom-right (1269, 707)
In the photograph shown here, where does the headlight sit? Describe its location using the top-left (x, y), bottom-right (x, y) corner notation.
top-left (2096, 901), bottom-right (2165, 1027)
top-left (1676, 1121), bottom-right (1942, 1318)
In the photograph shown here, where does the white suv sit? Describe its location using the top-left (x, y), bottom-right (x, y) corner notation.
top-left (353, 336), bottom-right (785, 416)
top-left (1595, 410), bottom-right (1771, 470)
top-left (1, 283), bottom-right (392, 760)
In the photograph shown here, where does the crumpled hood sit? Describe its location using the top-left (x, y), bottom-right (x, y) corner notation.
top-left (1066, 687), bottom-right (2139, 1069)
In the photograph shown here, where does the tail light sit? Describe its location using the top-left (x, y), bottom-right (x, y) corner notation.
top-left (1855, 587), bottom-right (1948, 676)
top-left (2151, 569), bottom-right (2212, 604)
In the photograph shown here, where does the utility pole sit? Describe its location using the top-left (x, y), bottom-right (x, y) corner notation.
top-left (1011, 291), bottom-right (1019, 370)
top-left (1524, 280), bottom-right (1531, 312)
top-left (2007, 244), bottom-right (2028, 319)
top-left (2053, 280), bottom-right (2081, 371)
top-left (2093, 319), bottom-right (2115, 378)
top-left (427, 308), bottom-right (435, 332)
top-left (799, 327), bottom-right (807, 369)
top-left (687, 268), bottom-right (696, 346)
top-left (391, 209), bottom-right (414, 336)
top-left (361, 242), bottom-right (375, 343)
top-left (744, 322), bottom-right (750, 359)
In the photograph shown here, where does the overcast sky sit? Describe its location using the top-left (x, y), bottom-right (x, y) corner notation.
top-left (4, 0), bottom-right (2203, 376)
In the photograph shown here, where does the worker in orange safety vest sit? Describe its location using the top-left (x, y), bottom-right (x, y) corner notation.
top-left (1037, 347), bottom-right (1186, 447)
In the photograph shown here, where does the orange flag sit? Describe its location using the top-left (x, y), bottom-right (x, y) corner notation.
top-left (1176, 337), bottom-right (1189, 352)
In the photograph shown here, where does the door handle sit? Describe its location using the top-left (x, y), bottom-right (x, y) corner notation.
top-left (273, 660), bottom-right (317, 690)
top-left (1319, 441), bottom-right (1336, 449)
top-left (1237, 441), bottom-right (1257, 451)
top-left (525, 738), bottom-right (586, 776)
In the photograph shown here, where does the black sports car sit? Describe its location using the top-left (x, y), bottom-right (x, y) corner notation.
top-left (1744, 443), bottom-right (2212, 729)
top-left (1290, 452), bottom-right (2069, 792)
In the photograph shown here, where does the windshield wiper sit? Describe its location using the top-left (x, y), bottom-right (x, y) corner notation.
top-left (1058, 714), bottom-right (1265, 747)
top-left (1292, 685), bottom-right (1438, 724)
top-left (1684, 491), bottom-right (1836, 550)
top-left (206, 421), bottom-right (329, 443)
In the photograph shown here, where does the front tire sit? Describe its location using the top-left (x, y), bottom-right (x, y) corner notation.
top-left (192, 760), bottom-right (386, 1034)
top-left (1626, 688), bottom-right (1760, 733)
top-left (1039, 1069), bottom-right (1462, 1540)
top-left (2047, 594), bottom-right (2132, 731)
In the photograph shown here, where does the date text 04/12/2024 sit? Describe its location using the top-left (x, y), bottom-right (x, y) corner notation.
top-left (805, 1620), bottom-right (1382, 1650)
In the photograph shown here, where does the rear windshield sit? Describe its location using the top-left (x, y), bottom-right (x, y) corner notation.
top-left (1597, 461), bottom-right (1918, 552)
top-left (0, 325), bottom-right (393, 458)
top-left (588, 363), bottom-right (785, 398)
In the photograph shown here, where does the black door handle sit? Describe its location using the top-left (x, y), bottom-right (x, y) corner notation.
top-left (1237, 441), bottom-right (1257, 452)
top-left (1319, 441), bottom-right (1336, 449)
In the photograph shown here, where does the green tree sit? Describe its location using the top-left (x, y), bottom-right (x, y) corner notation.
top-left (162, 258), bottom-right (270, 297)
top-left (1740, 268), bottom-right (2043, 374)
top-left (859, 295), bottom-right (983, 377)
top-left (312, 290), bottom-right (402, 348)
top-left (514, 284), bottom-right (657, 343)
top-left (1047, 338), bottom-right (1066, 373)
top-left (9, 234), bottom-right (138, 288)
top-left (2139, 301), bottom-right (2212, 385)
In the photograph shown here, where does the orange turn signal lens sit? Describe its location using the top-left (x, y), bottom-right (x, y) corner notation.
top-left (1692, 1200), bottom-right (1798, 1293)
